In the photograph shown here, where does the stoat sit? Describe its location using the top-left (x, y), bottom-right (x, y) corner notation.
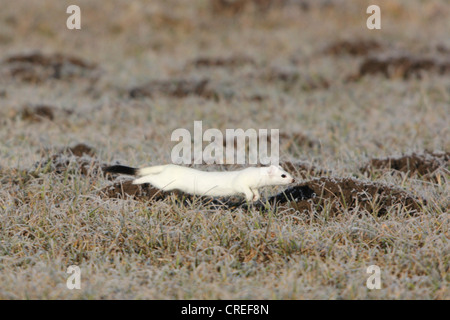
top-left (104, 164), bottom-right (295, 202)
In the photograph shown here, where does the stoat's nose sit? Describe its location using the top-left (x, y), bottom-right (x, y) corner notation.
top-left (291, 178), bottom-right (296, 183)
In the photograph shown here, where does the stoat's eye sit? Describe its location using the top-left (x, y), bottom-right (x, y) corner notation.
top-left (281, 174), bottom-right (287, 178)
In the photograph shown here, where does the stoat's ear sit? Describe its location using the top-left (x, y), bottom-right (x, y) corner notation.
top-left (267, 165), bottom-right (278, 175)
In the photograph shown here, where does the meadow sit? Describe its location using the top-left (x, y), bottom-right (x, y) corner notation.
top-left (0, 0), bottom-right (448, 299)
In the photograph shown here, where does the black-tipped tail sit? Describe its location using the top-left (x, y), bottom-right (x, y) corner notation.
top-left (103, 165), bottom-right (138, 176)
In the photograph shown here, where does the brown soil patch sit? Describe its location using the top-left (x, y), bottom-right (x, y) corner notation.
top-left (436, 44), bottom-right (450, 54)
top-left (100, 180), bottom-right (170, 201)
top-left (361, 151), bottom-right (449, 180)
top-left (211, 0), bottom-right (288, 14)
top-left (210, 0), bottom-right (312, 15)
top-left (2, 52), bottom-right (100, 83)
top-left (268, 177), bottom-right (424, 216)
top-left (262, 67), bottom-right (330, 91)
top-left (21, 105), bottom-right (55, 122)
top-left (38, 143), bottom-right (96, 158)
top-left (190, 55), bottom-right (256, 68)
top-left (244, 93), bottom-right (267, 102)
top-left (129, 78), bottom-right (215, 99)
top-left (348, 53), bottom-right (450, 80)
top-left (63, 143), bottom-right (96, 157)
top-left (324, 39), bottom-right (382, 56)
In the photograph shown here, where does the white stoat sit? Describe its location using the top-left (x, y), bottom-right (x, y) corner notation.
top-left (104, 164), bottom-right (295, 202)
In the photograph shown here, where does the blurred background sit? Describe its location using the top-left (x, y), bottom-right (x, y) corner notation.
top-left (0, 0), bottom-right (449, 167)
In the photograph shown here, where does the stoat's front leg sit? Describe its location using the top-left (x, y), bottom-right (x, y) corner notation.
top-left (243, 187), bottom-right (255, 202)
top-left (243, 187), bottom-right (260, 202)
top-left (251, 189), bottom-right (260, 202)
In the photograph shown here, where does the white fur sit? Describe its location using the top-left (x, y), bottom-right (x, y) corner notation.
top-left (133, 164), bottom-right (295, 201)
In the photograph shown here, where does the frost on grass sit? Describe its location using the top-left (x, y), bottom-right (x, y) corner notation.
top-left (0, 0), bottom-right (448, 299)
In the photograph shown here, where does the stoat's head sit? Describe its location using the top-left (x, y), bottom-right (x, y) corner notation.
top-left (262, 165), bottom-right (296, 186)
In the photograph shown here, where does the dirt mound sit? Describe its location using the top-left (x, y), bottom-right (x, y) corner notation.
top-left (190, 55), bottom-right (256, 68)
top-left (21, 105), bottom-right (55, 122)
top-left (324, 39), bottom-right (382, 56)
top-left (268, 177), bottom-right (424, 216)
top-left (262, 67), bottom-right (330, 91)
top-left (244, 93), bottom-right (267, 102)
top-left (38, 143), bottom-right (96, 158)
top-left (63, 143), bottom-right (96, 157)
top-left (31, 144), bottom-right (101, 177)
top-left (211, 0), bottom-right (289, 14)
top-left (2, 52), bottom-right (100, 83)
top-left (436, 44), bottom-right (450, 54)
top-left (100, 180), bottom-right (170, 201)
top-left (0, 144), bottom-right (100, 187)
top-left (129, 78), bottom-right (213, 99)
top-left (348, 53), bottom-right (450, 80)
top-left (361, 151), bottom-right (449, 180)
top-left (129, 70), bottom-right (327, 101)
top-left (211, 0), bottom-right (314, 15)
